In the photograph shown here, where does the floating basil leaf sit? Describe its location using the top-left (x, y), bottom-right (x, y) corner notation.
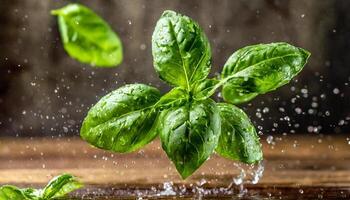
top-left (81, 84), bottom-right (161, 153)
top-left (221, 42), bottom-right (310, 104)
top-left (159, 99), bottom-right (221, 179)
top-left (152, 10), bottom-right (211, 90)
top-left (52, 4), bottom-right (123, 67)
top-left (216, 103), bottom-right (262, 163)
top-left (77, 9), bottom-right (311, 179)
top-left (42, 174), bottom-right (83, 199)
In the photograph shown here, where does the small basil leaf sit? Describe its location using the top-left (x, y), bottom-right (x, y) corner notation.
top-left (52, 4), bottom-right (123, 67)
top-left (155, 87), bottom-right (188, 110)
top-left (216, 103), bottom-right (262, 164)
top-left (0, 186), bottom-right (28, 200)
top-left (192, 78), bottom-right (220, 100)
top-left (0, 186), bottom-right (39, 200)
top-left (152, 10), bottom-right (211, 89)
top-left (41, 174), bottom-right (83, 199)
top-left (81, 84), bottom-right (161, 153)
top-left (221, 42), bottom-right (310, 104)
top-left (159, 99), bottom-right (221, 179)
top-left (21, 189), bottom-right (39, 200)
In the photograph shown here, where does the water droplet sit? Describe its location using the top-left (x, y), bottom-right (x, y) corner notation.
top-left (266, 135), bottom-right (274, 144)
top-left (197, 178), bottom-right (207, 186)
top-left (295, 107), bottom-right (302, 114)
top-left (301, 88), bottom-right (308, 94)
top-left (333, 88), bottom-right (340, 94)
top-left (63, 127), bottom-right (68, 133)
top-left (256, 112), bottom-right (262, 118)
top-left (262, 107), bottom-right (269, 113)
top-left (140, 44), bottom-right (146, 50)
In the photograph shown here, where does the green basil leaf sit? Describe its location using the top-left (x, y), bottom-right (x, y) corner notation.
top-left (0, 174), bottom-right (82, 200)
top-left (81, 84), bottom-right (161, 153)
top-left (216, 103), bottom-right (262, 164)
top-left (159, 99), bottom-right (221, 179)
top-left (52, 4), bottom-right (123, 67)
top-left (0, 186), bottom-right (39, 200)
top-left (192, 78), bottom-right (220, 100)
top-left (42, 174), bottom-right (83, 199)
top-left (221, 42), bottom-right (310, 104)
top-left (21, 189), bottom-right (40, 200)
top-left (155, 87), bottom-right (188, 110)
top-left (152, 10), bottom-right (211, 90)
top-left (0, 186), bottom-right (28, 200)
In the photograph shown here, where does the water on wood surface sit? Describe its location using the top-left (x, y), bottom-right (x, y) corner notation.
top-left (0, 135), bottom-right (350, 199)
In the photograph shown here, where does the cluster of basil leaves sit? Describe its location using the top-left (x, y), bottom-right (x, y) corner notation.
top-left (52, 4), bottom-right (123, 67)
top-left (80, 10), bottom-right (310, 179)
top-left (0, 174), bottom-right (83, 200)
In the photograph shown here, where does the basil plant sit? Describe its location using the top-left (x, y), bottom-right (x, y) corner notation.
top-left (81, 10), bottom-right (310, 179)
top-left (0, 174), bottom-right (83, 200)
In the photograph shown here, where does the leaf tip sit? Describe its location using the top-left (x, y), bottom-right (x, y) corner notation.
top-left (299, 47), bottom-right (311, 60)
top-left (179, 170), bottom-right (191, 179)
top-left (50, 9), bottom-right (60, 16)
top-left (175, 164), bottom-right (197, 180)
top-left (245, 156), bottom-right (263, 165)
top-left (51, 3), bottom-right (83, 16)
top-left (161, 10), bottom-right (177, 18)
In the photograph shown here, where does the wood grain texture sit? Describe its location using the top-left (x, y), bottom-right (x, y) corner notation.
top-left (0, 135), bottom-right (350, 199)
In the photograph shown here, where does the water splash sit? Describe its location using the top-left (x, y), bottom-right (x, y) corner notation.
top-left (228, 161), bottom-right (265, 197)
top-left (193, 178), bottom-right (208, 199)
top-left (159, 181), bottom-right (176, 196)
top-left (151, 161), bottom-right (265, 198)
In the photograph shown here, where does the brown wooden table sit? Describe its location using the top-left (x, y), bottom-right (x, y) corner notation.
top-left (1, 135), bottom-right (349, 199)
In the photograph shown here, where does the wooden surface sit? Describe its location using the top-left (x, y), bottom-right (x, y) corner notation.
top-left (0, 135), bottom-right (350, 199)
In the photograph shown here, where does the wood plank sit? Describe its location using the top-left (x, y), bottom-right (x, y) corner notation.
top-left (0, 135), bottom-right (349, 199)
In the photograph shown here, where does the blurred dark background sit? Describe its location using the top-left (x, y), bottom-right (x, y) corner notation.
top-left (0, 0), bottom-right (349, 137)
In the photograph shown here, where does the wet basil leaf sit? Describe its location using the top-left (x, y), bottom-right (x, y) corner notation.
top-left (0, 187), bottom-right (39, 200)
top-left (192, 78), bottom-right (220, 100)
top-left (221, 42), bottom-right (310, 104)
top-left (77, 10), bottom-right (311, 179)
top-left (159, 99), bottom-right (221, 178)
top-left (81, 84), bottom-right (161, 153)
top-left (0, 174), bottom-right (82, 200)
top-left (155, 87), bottom-right (188, 110)
top-left (52, 4), bottom-right (123, 67)
top-left (21, 189), bottom-right (40, 200)
top-left (0, 186), bottom-right (30, 200)
top-left (42, 174), bottom-right (83, 199)
top-left (152, 10), bottom-right (211, 90)
top-left (216, 103), bottom-right (262, 163)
